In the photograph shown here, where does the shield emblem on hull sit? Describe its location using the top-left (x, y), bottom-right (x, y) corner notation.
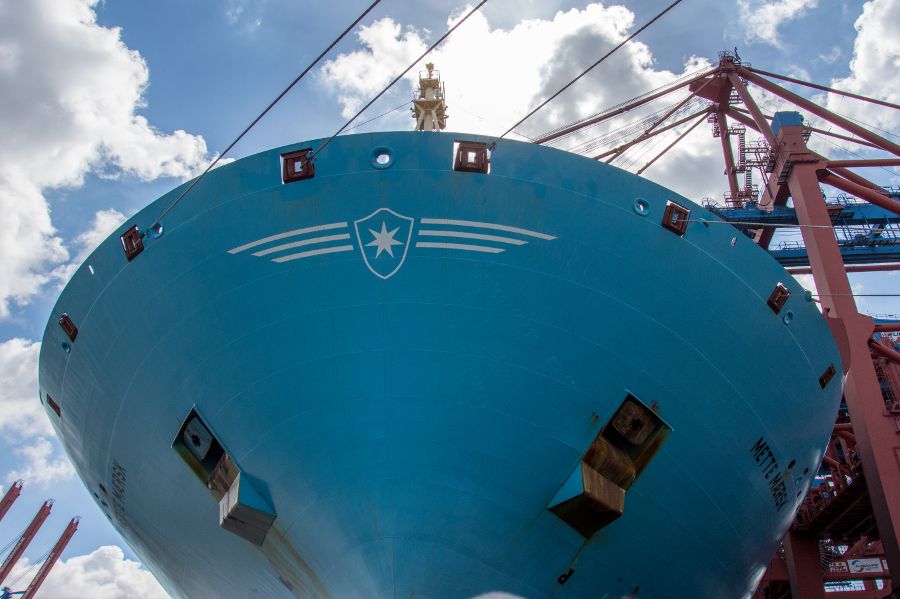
top-left (354, 208), bottom-right (414, 279)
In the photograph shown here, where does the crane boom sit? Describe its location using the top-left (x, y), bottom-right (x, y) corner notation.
top-left (0, 501), bottom-right (52, 586)
top-left (0, 482), bottom-right (23, 523)
top-left (21, 517), bottom-right (78, 599)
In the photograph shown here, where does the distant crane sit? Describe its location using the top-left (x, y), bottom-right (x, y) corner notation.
top-left (0, 482), bottom-right (23, 523)
top-left (19, 517), bottom-right (79, 599)
top-left (0, 481), bottom-right (79, 598)
top-left (0, 501), bottom-right (52, 586)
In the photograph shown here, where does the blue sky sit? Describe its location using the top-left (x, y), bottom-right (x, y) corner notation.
top-left (0, 0), bottom-right (897, 596)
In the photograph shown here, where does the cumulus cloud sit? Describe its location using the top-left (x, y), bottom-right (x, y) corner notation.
top-left (320, 3), bottom-right (723, 200)
top-left (54, 208), bottom-right (127, 286)
top-left (823, 0), bottom-right (900, 134)
top-left (6, 435), bottom-right (74, 485)
top-left (0, 0), bottom-right (211, 317)
top-left (0, 338), bottom-right (50, 438)
top-left (9, 545), bottom-right (169, 599)
top-left (0, 338), bottom-right (73, 485)
top-left (72, 209), bottom-right (128, 265)
top-left (321, 17), bottom-right (427, 120)
top-left (738, 0), bottom-right (818, 47)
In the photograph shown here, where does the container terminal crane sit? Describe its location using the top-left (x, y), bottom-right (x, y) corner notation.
top-left (0, 481), bottom-right (79, 598)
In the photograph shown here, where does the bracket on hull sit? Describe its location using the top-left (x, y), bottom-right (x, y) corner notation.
top-left (549, 394), bottom-right (671, 537)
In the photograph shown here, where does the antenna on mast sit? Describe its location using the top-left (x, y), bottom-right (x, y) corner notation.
top-left (412, 63), bottom-right (448, 131)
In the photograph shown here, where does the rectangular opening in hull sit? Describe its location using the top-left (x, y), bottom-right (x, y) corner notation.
top-left (549, 394), bottom-right (671, 537)
top-left (172, 408), bottom-right (225, 485)
top-left (172, 408), bottom-right (276, 546)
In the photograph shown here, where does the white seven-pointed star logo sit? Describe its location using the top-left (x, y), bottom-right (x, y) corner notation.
top-left (366, 221), bottom-right (403, 258)
top-left (353, 208), bottom-right (414, 279)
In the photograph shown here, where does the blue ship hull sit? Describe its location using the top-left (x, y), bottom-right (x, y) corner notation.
top-left (39, 132), bottom-right (842, 598)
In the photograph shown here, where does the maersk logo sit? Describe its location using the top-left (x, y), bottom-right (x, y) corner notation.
top-left (228, 209), bottom-right (556, 280)
top-left (354, 208), bottom-right (414, 280)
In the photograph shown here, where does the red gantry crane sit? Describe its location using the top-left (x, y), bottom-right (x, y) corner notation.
top-left (534, 50), bottom-right (900, 598)
top-left (0, 483), bottom-right (23, 524)
top-left (0, 501), bottom-right (52, 587)
top-left (20, 517), bottom-right (79, 599)
top-left (0, 484), bottom-right (79, 599)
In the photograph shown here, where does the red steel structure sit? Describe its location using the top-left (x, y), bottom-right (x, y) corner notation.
top-left (0, 483), bottom-right (23, 524)
top-left (20, 517), bottom-right (79, 599)
top-left (535, 51), bottom-right (900, 598)
top-left (0, 501), bottom-right (52, 586)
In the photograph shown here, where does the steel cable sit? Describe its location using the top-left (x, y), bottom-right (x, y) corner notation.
top-left (150, 0), bottom-right (384, 230)
top-left (309, 0), bottom-right (489, 160)
top-left (8, 546), bottom-right (53, 587)
top-left (343, 100), bottom-right (413, 133)
top-left (538, 64), bottom-right (716, 145)
top-left (0, 525), bottom-right (28, 558)
top-left (487, 0), bottom-right (685, 147)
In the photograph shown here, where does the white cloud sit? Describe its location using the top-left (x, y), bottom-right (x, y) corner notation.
top-left (785, 65), bottom-right (812, 82)
top-left (321, 17), bottom-right (427, 119)
top-left (0, 338), bottom-right (50, 438)
top-left (320, 3), bottom-right (723, 200)
top-left (0, 337), bottom-right (74, 485)
top-left (224, 0), bottom-right (264, 33)
top-left (818, 46), bottom-right (841, 64)
top-left (6, 435), bottom-right (74, 485)
top-left (737, 0), bottom-right (818, 47)
top-left (54, 208), bottom-right (127, 286)
top-left (0, 0), bottom-right (211, 317)
top-left (0, 172), bottom-right (69, 318)
top-left (73, 209), bottom-right (128, 264)
top-left (9, 545), bottom-right (169, 599)
top-left (823, 0), bottom-right (900, 134)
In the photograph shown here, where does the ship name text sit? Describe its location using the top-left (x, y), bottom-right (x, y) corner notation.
top-left (111, 458), bottom-right (129, 528)
top-left (750, 437), bottom-right (789, 512)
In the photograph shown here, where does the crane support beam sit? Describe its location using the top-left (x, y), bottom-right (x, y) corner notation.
top-left (726, 71), bottom-right (776, 144)
top-left (724, 109), bottom-right (892, 195)
top-left (21, 517), bottom-right (79, 599)
top-left (593, 110), bottom-right (708, 161)
top-left (636, 113), bottom-right (707, 174)
top-left (805, 125), bottom-right (882, 150)
top-left (776, 121), bottom-right (900, 591)
top-left (737, 67), bottom-right (900, 156)
top-left (0, 481), bottom-right (23, 523)
top-left (784, 530), bottom-right (826, 599)
top-left (716, 109), bottom-right (741, 197)
top-left (743, 66), bottom-right (900, 111)
top-left (788, 264), bottom-right (900, 275)
top-left (819, 171), bottom-right (900, 217)
top-left (771, 247), bottom-right (900, 267)
top-left (827, 159), bottom-right (900, 168)
top-left (641, 75), bottom-right (715, 139)
top-left (534, 68), bottom-right (714, 144)
top-left (732, 103), bottom-right (889, 151)
top-left (0, 501), bottom-right (52, 586)
top-left (828, 165), bottom-right (890, 192)
top-left (870, 339), bottom-right (900, 365)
